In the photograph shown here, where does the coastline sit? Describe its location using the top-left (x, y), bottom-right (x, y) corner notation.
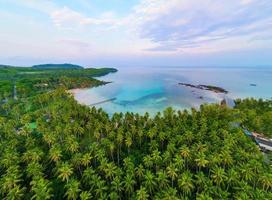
top-left (66, 81), bottom-right (112, 96)
top-left (67, 88), bottom-right (83, 95)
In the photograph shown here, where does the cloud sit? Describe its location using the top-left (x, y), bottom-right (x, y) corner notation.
top-left (2, 0), bottom-right (272, 63)
top-left (50, 6), bottom-right (118, 28)
top-left (29, 0), bottom-right (271, 54)
top-left (130, 0), bottom-right (272, 53)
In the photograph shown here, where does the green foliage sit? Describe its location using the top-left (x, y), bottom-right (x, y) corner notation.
top-left (0, 89), bottom-right (271, 199)
top-left (32, 63), bottom-right (83, 69)
top-left (0, 65), bottom-right (116, 100)
top-left (0, 66), bottom-right (271, 199)
top-left (235, 98), bottom-right (272, 137)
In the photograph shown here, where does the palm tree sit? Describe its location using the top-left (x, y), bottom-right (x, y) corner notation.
top-left (81, 153), bottom-right (92, 167)
top-left (79, 191), bottom-right (92, 200)
top-left (49, 145), bottom-right (62, 163)
top-left (195, 153), bottom-right (209, 172)
top-left (196, 193), bottom-right (213, 200)
top-left (143, 155), bottom-right (153, 169)
top-left (194, 172), bottom-right (207, 193)
top-left (65, 136), bottom-right (79, 153)
top-left (26, 162), bottom-right (44, 179)
top-left (226, 168), bottom-right (238, 190)
top-left (30, 178), bottom-right (52, 200)
top-left (211, 167), bottom-right (226, 186)
top-left (156, 170), bottom-right (170, 189)
top-left (104, 162), bottom-right (117, 181)
top-left (0, 165), bottom-right (22, 193)
top-left (137, 129), bottom-right (144, 148)
top-left (23, 148), bottom-right (44, 163)
top-left (43, 133), bottom-right (56, 147)
top-left (220, 150), bottom-right (233, 168)
top-left (94, 179), bottom-right (108, 199)
top-left (5, 185), bottom-right (25, 200)
top-left (166, 164), bottom-right (178, 187)
top-left (108, 142), bottom-right (115, 162)
top-left (136, 186), bottom-right (149, 200)
top-left (173, 155), bottom-right (184, 171)
top-left (136, 164), bottom-right (145, 181)
top-left (152, 149), bottom-right (162, 171)
top-left (125, 136), bottom-right (132, 154)
top-left (116, 131), bottom-right (123, 166)
top-left (57, 162), bottom-right (73, 182)
top-left (259, 173), bottom-right (272, 191)
top-left (178, 171), bottom-right (194, 196)
top-left (123, 174), bottom-right (136, 198)
top-left (64, 179), bottom-right (81, 200)
top-left (180, 145), bottom-right (190, 169)
top-left (143, 170), bottom-right (157, 195)
top-left (160, 187), bottom-right (180, 200)
top-left (82, 167), bottom-right (95, 186)
top-left (111, 176), bottom-right (123, 197)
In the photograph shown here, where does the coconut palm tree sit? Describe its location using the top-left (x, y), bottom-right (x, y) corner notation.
top-left (178, 171), bottom-right (194, 196)
top-left (166, 164), bottom-right (178, 187)
top-left (259, 173), bottom-right (272, 192)
top-left (104, 162), bottom-right (117, 181)
top-left (57, 162), bottom-right (73, 182)
top-left (136, 164), bottom-right (145, 181)
top-left (195, 153), bottom-right (209, 172)
top-left (94, 179), bottom-right (108, 199)
top-left (49, 145), bottom-right (62, 163)
top-left (143, 170), bottom-right (157, 195)
top-left (143, 155), bottom-right (153, 169)
top-left (180, 145), bottom-right (190, 169)
top-left (30, 177), bottom-right (52, 200)
top-left (111, 176), bottom-right (123, 197)
top-left (81, 153), bottom-right (92, 167)
top-left (26, 162), bottom-right (43, 178)
top-left (211, 167), bottom-right (226, 186)
top-left (156, 170), bottom-right (170, 189)
top-left (123, 174), bottom-right (136, 198)
top-left (79, 191), bottom-right (92, 200)
top-left (64, 179), bottom-right (81, 200)
top-left (136, 186), bottom-right (149, 200)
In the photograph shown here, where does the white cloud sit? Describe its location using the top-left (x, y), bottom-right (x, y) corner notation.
top-left (240, 0), bottom-right (255, 5)
top-left (50, 6), bottom-right (119, 28)
top-left (2, 0), bottom-right (272, 60)
top-left (128, 0), bottom-right (272, 53)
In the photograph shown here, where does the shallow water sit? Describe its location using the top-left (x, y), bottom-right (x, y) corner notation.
top-left (74, 67), bottom-right (272, 115)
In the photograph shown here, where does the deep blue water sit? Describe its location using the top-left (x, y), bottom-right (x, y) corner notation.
top-left (74, 67), bottom-right (272, 115)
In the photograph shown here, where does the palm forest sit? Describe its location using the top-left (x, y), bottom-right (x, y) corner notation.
top-left (0, 65), bottom-right (271, 200)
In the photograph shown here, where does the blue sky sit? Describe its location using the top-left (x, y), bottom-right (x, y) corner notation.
top-left (0, 0), bottom-right (272, 67)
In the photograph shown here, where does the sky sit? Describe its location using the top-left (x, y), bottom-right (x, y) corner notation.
top-left (0, 0), bottom-right (272, 67)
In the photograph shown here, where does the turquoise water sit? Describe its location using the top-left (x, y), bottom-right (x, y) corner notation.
top-left (74, 67), bottom-right (272, 115)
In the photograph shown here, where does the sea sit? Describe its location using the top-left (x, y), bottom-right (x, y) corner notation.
top-left (73, 66), bottom-right (272, 116)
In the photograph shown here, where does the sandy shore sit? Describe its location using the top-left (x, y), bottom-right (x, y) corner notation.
top-left (67, 88), bottom-right (83, 95)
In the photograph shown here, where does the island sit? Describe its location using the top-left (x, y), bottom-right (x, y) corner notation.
top-left (179, 82), bottom-right (228, 94)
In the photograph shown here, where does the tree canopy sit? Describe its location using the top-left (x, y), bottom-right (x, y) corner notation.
top-left (0, 66), bottom-right (271, 199)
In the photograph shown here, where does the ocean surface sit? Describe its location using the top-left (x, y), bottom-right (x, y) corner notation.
top-left (73, 67), bottom-right (272, 116)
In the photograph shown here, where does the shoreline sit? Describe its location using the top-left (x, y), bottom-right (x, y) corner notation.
top-left (68, 88), bottom-right (84, 95)
top-left (68, 81), bottom-right (112, 96)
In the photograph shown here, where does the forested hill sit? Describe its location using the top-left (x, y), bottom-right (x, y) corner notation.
top-left (0, 65), bottom-right (117, 99)
top-left (32, 63), bottom-right (84, 69)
